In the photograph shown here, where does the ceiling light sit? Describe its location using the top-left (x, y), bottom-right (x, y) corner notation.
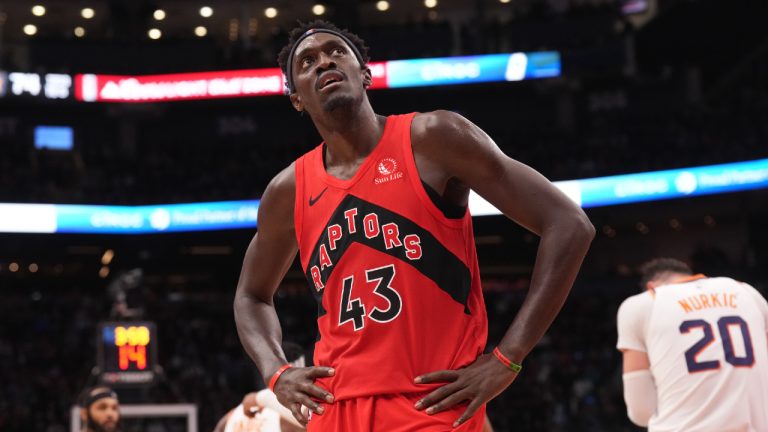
top-left (194, 26), bottom-right (207, 37)
top-left (74, 26), bottom-right (85, 37)
top-left (264, 7), bottom-right (278, 18)
top-left (148, 28), bottom-right (162, 40)
top-left (81, 8), bottom-right (95, 19)
top-left (32, 5), bottom-right (46, 16)
top-left (425, 0), bottom-right (437, 8)
top-left (312, 4), bottom-right (326, 15)
top-left (99, 266), bottom-right (110, 278)
top-left (9, 262), bottom-right (19, 272)
top-left (101, 249), bottom-right (114, 265)
top-left (376, 1), bottom-right (390, 11)
top-left (29, 263), bottom-right (39, 273)
top-left (23, 24), bottom-right (38, 36)
top-left (200, 6), bottom-right (213, 18)
top-left (153, 9), bottom-right (166, 20)
top-left (500, 0), bottom-right (511, 3)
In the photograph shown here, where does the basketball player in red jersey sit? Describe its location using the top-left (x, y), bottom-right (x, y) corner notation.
top-left (234, 20), bottom-right (594, 431)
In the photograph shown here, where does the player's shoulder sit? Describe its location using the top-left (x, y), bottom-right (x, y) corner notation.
top-left (618, 291), bottom-right (654, 317)
top-left (412, 110), bottom-right (472, 140)
top-left (729, 278), bottom-right (768, 303)
top-left (411, 110), bottom-right (488, 164)
top-left (697, 276), bottom-right (754, 291)
top-left (264, 163), bottom-right (296, 196)
top-left (412, 109), bottom-right (463, 125)
top-left (701, 275), bottom-right (739, 284)
top-left (257, 163), bottom-right (297, 226)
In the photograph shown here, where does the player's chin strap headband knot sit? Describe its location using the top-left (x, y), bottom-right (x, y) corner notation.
top-left (83, 390), bottom-right (119, 408)
top-left (284, 28), bottom-right (366, 95)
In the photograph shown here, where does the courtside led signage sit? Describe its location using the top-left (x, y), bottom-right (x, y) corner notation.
top-left (2, 159), bottom-right (767, 233)
top-left (74, 52), bottom-right (561, 103)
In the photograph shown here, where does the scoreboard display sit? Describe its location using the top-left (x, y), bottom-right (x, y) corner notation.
top-left (97, 322), bottom-right (157, 386)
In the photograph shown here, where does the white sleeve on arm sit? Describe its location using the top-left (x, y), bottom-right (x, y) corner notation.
top-left (617, 293), bottom-right (656, 426)
top-left (622, 369), bottom-right (657, 426)
top-left (616, 293), bottom-right (651, 352)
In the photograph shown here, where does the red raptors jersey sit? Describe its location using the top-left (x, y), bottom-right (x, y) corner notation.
top-left (294, 113), bottom-right (488, 400)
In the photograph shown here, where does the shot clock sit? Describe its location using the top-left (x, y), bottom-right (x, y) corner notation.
top-left (97, 322), bottom-right (157, 386)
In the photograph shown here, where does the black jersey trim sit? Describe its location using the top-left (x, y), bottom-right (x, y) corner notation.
top-left (421, 180), bottom-right (466, 219)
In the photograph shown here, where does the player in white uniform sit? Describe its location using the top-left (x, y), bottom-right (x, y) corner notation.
top-left (214, 389), bottom-right (303, 432)
top-left (214, 342), bottom-right (307, 432)
top-left (616, 258), bottom-right (768, 432)
top-left (219, 397), bottom-right (282, 432)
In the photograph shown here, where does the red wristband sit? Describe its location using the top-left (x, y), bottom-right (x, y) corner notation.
top-left (493, 347), bottom-right (522, 373)
top-left (268, 364), bottom-right (292, 392)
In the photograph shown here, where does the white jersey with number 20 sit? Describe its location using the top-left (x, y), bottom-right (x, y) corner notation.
top-left (617, 276), bottom-right (768, 432)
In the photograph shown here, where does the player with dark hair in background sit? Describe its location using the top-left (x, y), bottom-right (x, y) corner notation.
top-left (234, 19), bottom-right (594, 431)
top-left (78, 386), bottom-right (122, 432)
top-left (617, 257), bottom-right (768, 431)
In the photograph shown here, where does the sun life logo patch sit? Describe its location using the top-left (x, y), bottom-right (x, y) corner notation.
top-left (374, 157), bottom-right (404, 185)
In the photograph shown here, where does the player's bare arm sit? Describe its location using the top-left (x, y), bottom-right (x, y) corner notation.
top-left (233, 164), bottom-right (334, 426)
top-left (410, 110), bottom-right (595, 425)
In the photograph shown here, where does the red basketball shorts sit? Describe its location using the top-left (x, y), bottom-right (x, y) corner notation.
top-left (306, 391), bottom-right (485, 432)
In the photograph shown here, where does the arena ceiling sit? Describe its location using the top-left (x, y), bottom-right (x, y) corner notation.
top-left (0, 0), bottom-right (528, 43)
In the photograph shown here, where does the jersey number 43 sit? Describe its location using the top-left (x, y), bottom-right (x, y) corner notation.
top-left (338, 264), bottom-right (402, 331)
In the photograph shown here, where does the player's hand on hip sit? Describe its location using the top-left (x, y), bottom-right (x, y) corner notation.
top-left (273, 366), bottom-right (335, 426)
top-left (414, 354), bottom-right (518, 428)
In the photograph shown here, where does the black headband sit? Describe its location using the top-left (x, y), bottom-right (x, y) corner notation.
top-left (83, 390), bottom-right (119, 408)
top-left (284, 28), bottom-right (365, 95)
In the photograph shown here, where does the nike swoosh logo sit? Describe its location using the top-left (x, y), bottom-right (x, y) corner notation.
top-left (309, 187), bottom-right (329, 206)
